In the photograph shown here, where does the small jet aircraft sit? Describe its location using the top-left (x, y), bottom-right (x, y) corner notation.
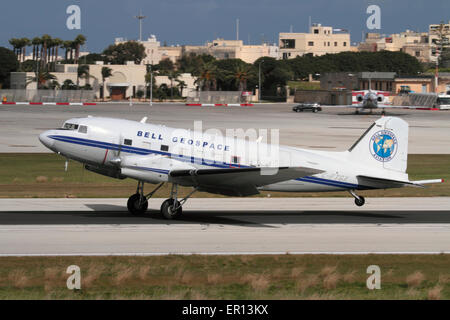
top-left (326, 80), bottom-right (419, 114)
top-left (39, 116), bottom-right (443, 219)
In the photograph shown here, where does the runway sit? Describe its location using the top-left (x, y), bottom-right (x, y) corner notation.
top-left (1, 102), bottom-right (450, 153)
top-left (1, 197), bottom-right (450, 256)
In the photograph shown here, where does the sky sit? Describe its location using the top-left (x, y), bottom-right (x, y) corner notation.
top-left (1, 0), bottom-right (449, 53)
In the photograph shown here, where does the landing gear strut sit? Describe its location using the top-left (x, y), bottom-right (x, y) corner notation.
top-left (349, 190), bottom-right (365, 207)
top-left (160, 184), bottom-right (197, 220)
top-left (127, 181), bottom-right (165, 215)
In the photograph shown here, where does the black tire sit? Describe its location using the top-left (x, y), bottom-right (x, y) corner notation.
top-left (354, 196), bottom-right (365, 207)
top-left (160, 198), bottom-right (183, 219)
top-left (313, 108), bottom-right (318, 113)
top-left (127, 193), bottom-right (148, 215)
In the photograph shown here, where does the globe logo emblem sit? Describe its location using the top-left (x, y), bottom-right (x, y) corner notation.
top-left (370, 130), bottom-right (397, 162)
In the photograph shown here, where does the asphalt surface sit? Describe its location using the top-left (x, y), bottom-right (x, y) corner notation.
top-left (1, 102), bottom-right (450, 153)
top-left (1, 198), bottom-right (449, 255)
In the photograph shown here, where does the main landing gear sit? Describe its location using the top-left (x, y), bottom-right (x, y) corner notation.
top-left (349, 190), bottom-right (365, 207)
top-left (127, 181), bottom-right (197, 219)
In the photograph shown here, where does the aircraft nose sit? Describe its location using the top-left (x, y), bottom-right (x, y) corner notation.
top-left (39, 131), bottom-right (55, 149)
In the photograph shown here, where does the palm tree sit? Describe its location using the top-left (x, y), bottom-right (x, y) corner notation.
top-left (52, 38), bottom-right (63, 62)
top-left (19, 38), bottom-right (30, 62)
top-left (101, 66), bottom-right (112, 101)
top-left (73, 34), bottom-right (86, 64)
top-left (62, 40), bottom-right (72, 61)
top-left (40, 34), bottom-right (52, 67)
top-left (176, 79), bottom-right (187, 97)
top-left (195, 62), bottom-right (218, 91)
top-left (77, 64), bottom-right (89, 88)
top-left (229, 64), bottom-right (255, 91)
top-left (32, 37), bottom-right (41, 61)
top-left (167, 70), bottom-right (180, 99)
top-left (26, 70), bottom-right (56, 89)
top-left (9, 38), bottom-right (20, 60)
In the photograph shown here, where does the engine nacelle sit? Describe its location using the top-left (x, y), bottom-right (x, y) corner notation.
top-left (356, 94), bottom-right (364, 102)
top-left (377, 94), bottom-right (385, 102)
top-left (85, 164), bottom-right (126, 179)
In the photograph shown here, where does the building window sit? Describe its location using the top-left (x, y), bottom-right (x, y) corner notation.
top-left (282, 52), bottom-right (289, 59)
top-left (308, 41), bottom-right (314, 46)
top-left (343, 42), bottom-right (347, 46)
top-left (328, 42), bottom-right (330, 46)
top-left (314, 29), bottom-right (319, 34)
top-left (281, 39), bottom-right (295, 49)
top-left (415, 51), bottom-right (421, 57)
top-left (334, 42), bottom-right (337, 46)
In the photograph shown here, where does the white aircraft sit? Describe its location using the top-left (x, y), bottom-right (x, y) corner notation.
top-left (328, 80), bottom-right (416, 114)
top-left (39, 116), bottom-right (443, 219)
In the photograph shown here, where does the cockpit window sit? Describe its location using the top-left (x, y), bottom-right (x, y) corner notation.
top-left (78, 125), bottom-right (88, 134)
top-left (63, 123), bottom-right (79, 130)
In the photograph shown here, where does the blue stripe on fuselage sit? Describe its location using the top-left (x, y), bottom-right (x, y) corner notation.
top-left (49, 134), bottom-right (364, 190)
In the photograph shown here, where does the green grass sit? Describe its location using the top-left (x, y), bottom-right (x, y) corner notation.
top-left (0, 153), bottom-right (448, 198)
top-left (0, 255), bottom-right (449, 299)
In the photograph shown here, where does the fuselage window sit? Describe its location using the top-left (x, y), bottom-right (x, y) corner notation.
top-left (232, 156), bottom-right (240, 164)
top-left (78, 125), bottom-right (88, 134)
top-left (124, 139), bottom-right (132, 146)
top-left (63, 123), bottom-right (79, 130)
top-left (160, 144), bottom-right (169, 152)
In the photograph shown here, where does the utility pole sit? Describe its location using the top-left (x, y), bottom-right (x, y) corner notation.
top-left (135, 11), bottom-right (146, 42)
top-left (236, 18), bottom-right (239, 41)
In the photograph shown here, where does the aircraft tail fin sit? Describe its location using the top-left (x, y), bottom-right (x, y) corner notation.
top-left (347, 117), bottom-right (408, 173)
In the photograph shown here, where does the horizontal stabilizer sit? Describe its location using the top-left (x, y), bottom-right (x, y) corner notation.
top-left (357, 175), bottom-right (444, 189)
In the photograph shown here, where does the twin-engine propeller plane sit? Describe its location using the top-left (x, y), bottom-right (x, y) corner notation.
top-left (39, 116), bottom-right (443, 219)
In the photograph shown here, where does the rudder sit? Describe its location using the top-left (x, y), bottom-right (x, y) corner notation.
top-left (348, 117), bottom-right (408, 173)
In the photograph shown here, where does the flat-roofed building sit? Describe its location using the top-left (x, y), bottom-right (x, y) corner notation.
top-left (183, 38), bottom-right (278, 63)
top-left (279, 24), bottom-right (352, 59)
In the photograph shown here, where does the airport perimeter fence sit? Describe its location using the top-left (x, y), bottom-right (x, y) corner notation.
top-left (0, 89), bottom-right (96, 103)
top-left (186, 91), bottom-right (244, 104)
top-left (391, 93), bottom-right (438, 107)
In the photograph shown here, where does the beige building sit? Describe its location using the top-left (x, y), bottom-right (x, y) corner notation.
top-left (279, 24), bottom-right (352, 59)
top-left (183, 39), bottom-right (279, 63)
top-left (116, 36), bottom-right (278, 65)
top-left (13, 62), bottom-right (196, 100)
top-left (359, 30), bottom-right (432, 62)
top-left (359, 22), bottom-right (450, 63)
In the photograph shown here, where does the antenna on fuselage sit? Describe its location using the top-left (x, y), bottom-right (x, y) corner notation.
top-left (140, 117), bottom-right (148, 123)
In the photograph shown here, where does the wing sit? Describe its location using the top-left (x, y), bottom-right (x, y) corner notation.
top-left (170, 166), bottom-right (323, 196)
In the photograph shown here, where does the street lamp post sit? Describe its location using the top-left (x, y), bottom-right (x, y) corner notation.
top-left (258, 60), bottom-right (264, 102)
top-left (150, 71), bottom-right (153, 106)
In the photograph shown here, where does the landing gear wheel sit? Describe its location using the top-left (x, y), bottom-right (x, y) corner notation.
top-left (160, 198), bottom-right (183, 219)
top-left (354, 196), bottom-right (365, 207)
top-left (127, 193), bottom-right (148, 215)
